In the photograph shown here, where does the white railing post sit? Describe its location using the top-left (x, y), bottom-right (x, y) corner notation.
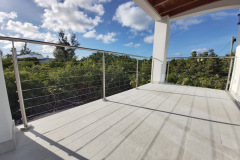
top-left (136, 59), bottom-right (139, 88)
top-left (226, 37), bottom-right (236, 91)
top-left (103, 52), bottom-right (106, 100)
top-left (151, 58), bottom-right (154, 83)
top-left (226, 57), bottom-right (234, 91)
top-left (11, 41), bottom-right (31, 130)
top-left (166, 61), bottom-right (170, 82)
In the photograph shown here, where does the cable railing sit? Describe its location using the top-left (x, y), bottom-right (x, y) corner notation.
top-left (165, 56), bottom-right (235, 90)
top-left (0, 36), bottom-right (151, 129)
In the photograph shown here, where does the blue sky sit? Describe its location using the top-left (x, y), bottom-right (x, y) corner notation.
top-left (0, 0), bottom-right (239, 58)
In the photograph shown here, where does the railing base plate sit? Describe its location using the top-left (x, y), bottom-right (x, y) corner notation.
top-left (102, 98), bottom-right (108, 101)
top-left (20, 124), bottom-right (32, 131)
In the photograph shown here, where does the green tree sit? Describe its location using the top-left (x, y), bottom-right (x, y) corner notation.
top-left (209, 49), bottom-right (217, 57)
top-left (2, 51), bottom-right (151, 122)
top-left (53, 30), bottom-right (80, 61)
top-left (20, 43), bottom-right (31, 55)
top-left (191, 51), bottom-right (197, 57)
top-left (167, 49), bottom-right (231, 89)
top-left (4, 54), bottom-right (12, 58)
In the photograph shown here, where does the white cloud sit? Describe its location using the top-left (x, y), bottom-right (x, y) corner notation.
top-left (5, 20), bottom-right (57, 41)
top-left (124, 42), bottom-right (140, 48)
top-left (96, 32), bottom-right (117, 44)
top-left (6, 20), bottom-right (44, 39)
top-left (3, 42), bottom-right (24, 50)
top-left (44, 32), bottom-right (58, 43)
top-left (124, 42), bottom-right (133, 47)
top-left (0, 12), bottom-right (17, 23)
top-left (113, 2), bottom-right (153, 31)
top-left (134, 43), bottom-right (140, 47)
top-left (192, 48), bottom-right (208, 53)
top-left (34, 0), bottom-right (57, 8)
top-left (34, 0), bottom-right (110, 33)
top-left (41, 45), bottom-right (55, 54)
top-left (41, 32), bottom-right (58, 54)
top-left (174, 53), bottom-right (181, 56)
top-left (209, 11), bottom-right (237, 20)
top-left (0, 34), bottom-right (24, 50)
top-left (83, 30), bottom-right (97, 38)
top-left (4, 19), bottom-right (58, 54)
top-left (144, 35), bottom-right (154, 43)
top-left (171, 11), bottom-right (237, 31)
top-left (171, 15), bottom-right (204, 30)
top-left (83, 29), bottom-right (117, 44)
top-left (35, 0), bottom-right (109, 15)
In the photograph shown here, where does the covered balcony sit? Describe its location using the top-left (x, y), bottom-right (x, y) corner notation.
top-left (0, 0), bottom-right (240, 160)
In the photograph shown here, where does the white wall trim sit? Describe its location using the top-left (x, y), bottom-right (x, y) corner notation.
top-left (0, 121), bottom-right (16, 154)
top-left (133, 0), bottom-right (162, 21)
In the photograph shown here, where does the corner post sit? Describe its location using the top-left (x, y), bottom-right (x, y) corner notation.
top-left (0, 47), bottom-right (16, 153)
top-left (230, 12), bottom-right (240, 99)
top-left (151, 17), bottom-right (170, 84)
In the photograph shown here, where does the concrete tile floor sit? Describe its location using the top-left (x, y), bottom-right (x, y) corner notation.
top-left (0, 83), bottom-right (239, 160)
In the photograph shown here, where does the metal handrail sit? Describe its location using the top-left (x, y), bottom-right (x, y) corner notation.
top-left (165, 56), bottom-right (235, 91)
top-left (0, 36), bottom-right (152, 129)
top-left (0, 36), bottom-right (150, 59)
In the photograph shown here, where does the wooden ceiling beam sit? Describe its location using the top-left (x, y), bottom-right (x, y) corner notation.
top-left (158, 0), bottom-right (200, 16)
top-left (153, 0), bottom-right (168, 7)
top-left (146, 0), bottom-right (223, 17)
top-left (166, 0), bottom-right (221, 17)
top-left (146, 0), bottom-right (168, 7)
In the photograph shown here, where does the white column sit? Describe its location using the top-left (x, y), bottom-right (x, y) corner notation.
top-left (0, 56), bottom-right (16, 154)
top-left (230, 10), bottom-right (240, 100)
top-left (151, 17), bottom-right (170, 84)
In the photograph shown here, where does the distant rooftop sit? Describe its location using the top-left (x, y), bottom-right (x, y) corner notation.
top-left (17, 53), bottom-right (52, 60)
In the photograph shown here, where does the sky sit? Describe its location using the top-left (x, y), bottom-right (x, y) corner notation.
top-left (0, 0), bottom-right (239, 59)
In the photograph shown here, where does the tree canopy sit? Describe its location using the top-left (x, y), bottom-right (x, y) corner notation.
top-left (167, 50), bottom-right (232, 89)
top-left (2, 52), bottom-right (150, 123)
top-left (20, 43), bottom-right (31, 55)
top-left (53, 30), bottom-right (80, 61)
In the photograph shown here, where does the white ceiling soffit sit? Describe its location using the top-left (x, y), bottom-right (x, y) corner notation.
top-left (132, 0), bottom-right (162, 21)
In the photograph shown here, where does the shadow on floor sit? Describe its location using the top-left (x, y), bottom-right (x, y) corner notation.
top-left (108, 100), bottom-right (240, 126)
top-left (0, 127), bottom-right (88, 160)
top-left (138, 88), bottom-right (231, 100)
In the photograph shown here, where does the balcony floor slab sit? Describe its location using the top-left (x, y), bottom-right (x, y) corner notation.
top-left (0, 83), bottom-right (239, 160)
